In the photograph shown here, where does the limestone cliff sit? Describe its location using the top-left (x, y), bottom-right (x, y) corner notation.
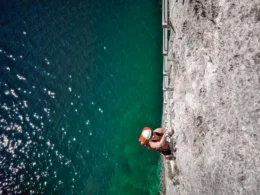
top-left (164, 0), bottom-right (260, 194)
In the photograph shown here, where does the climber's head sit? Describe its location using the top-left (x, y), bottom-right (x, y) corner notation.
top-left (138, 127), bottom-right (152, 145)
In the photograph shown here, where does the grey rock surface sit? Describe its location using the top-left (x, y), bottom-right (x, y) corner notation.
top-left (164, 0), bottom-right (260, 194)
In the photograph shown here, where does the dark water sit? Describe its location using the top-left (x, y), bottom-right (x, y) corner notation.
top-left (0, 0), bottom-right (163, 194)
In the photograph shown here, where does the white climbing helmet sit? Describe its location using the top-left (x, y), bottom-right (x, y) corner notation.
top-left (142, 129), bottom-right (152, 140)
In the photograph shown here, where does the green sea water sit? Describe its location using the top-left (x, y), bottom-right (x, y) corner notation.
top-left (0, 0), bottom-right (163, 194)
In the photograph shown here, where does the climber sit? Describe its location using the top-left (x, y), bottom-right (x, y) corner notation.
top-left (138, 127), bottom-right (174, 159)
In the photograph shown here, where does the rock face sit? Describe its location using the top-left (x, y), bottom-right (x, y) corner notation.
top-left (164, 0), bottom-right (260, 194)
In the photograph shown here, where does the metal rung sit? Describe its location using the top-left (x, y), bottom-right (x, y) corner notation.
top-left (163, 91), bottom-right (167, 104)
top-left (163, 56), bottom-right (168, 75)
top-left (164, 75), bottom-right (169, 89)
top-left (164, 91), bottom-right (168, 98)
top-left (163, 28), bottom-right (168, 56)
top-left (162, 0), bottom-right (168, 28)
top-left (164, 75), bottom-right (174, 91)
top-left (164, 90), bottom-right (168, 100)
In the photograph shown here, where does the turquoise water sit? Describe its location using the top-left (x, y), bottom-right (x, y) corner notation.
top-left (0, 1), bottom-right (163, 194)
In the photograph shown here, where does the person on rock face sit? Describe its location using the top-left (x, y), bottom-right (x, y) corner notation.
top-left (138, 127), bottom-right (174, 159)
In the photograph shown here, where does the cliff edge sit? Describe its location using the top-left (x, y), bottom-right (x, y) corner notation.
top-left (164, 0), bottom-right (260, 194)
